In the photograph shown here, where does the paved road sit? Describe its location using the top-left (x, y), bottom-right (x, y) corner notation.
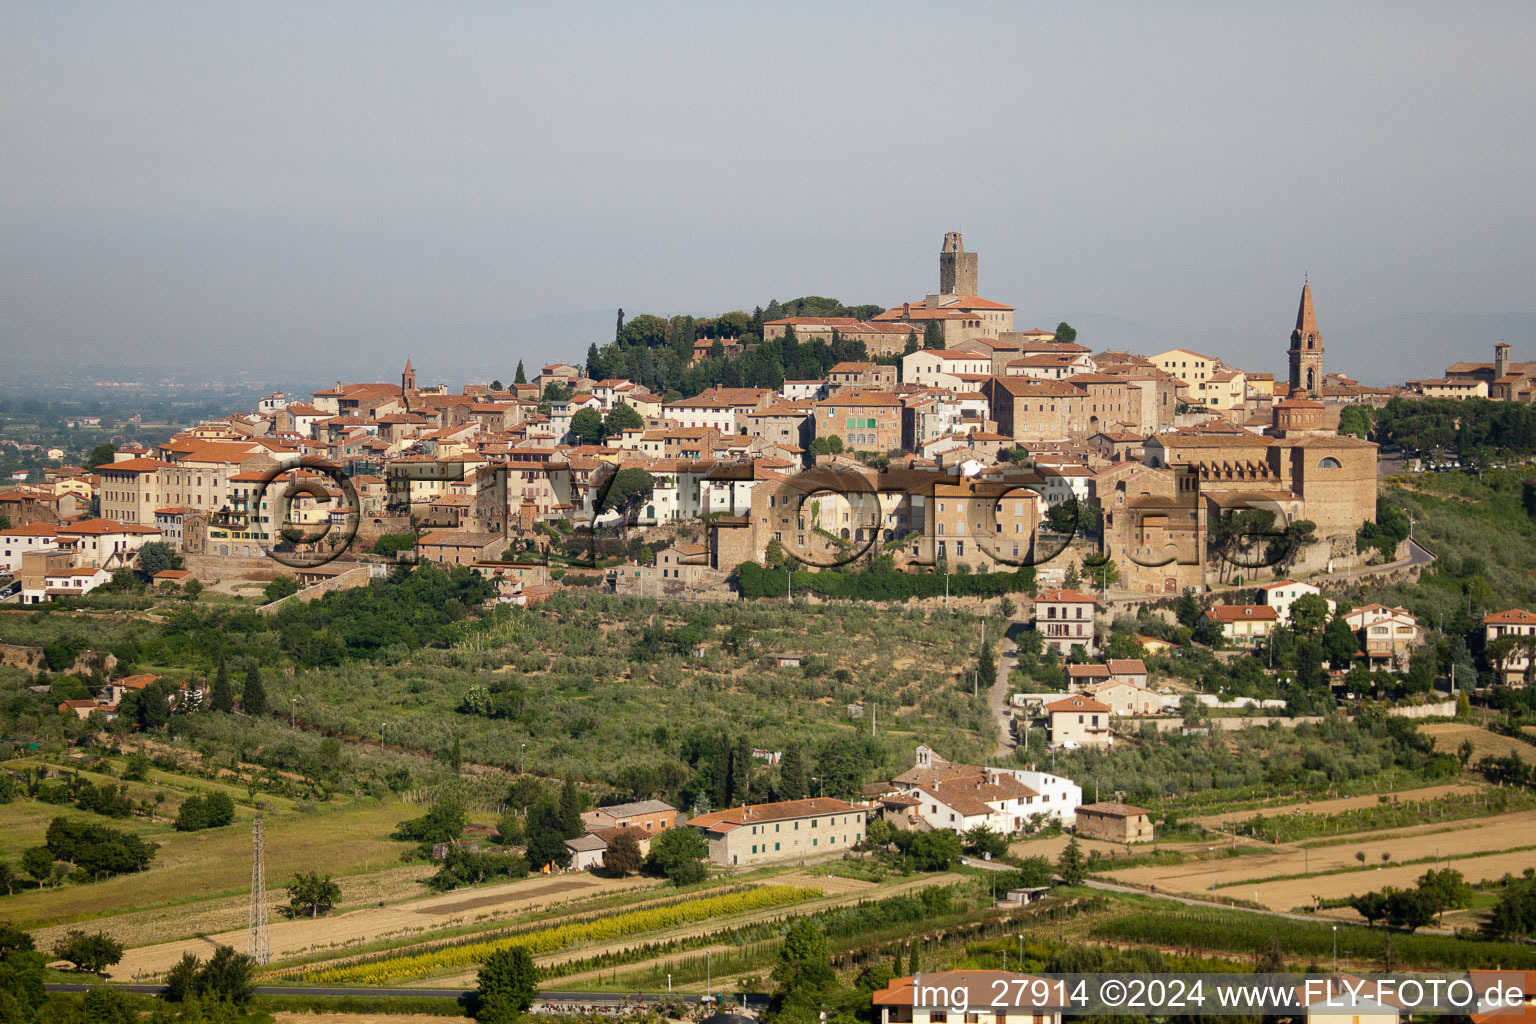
top-left (45, 984), bottom-right (767, 1009)
top-left (990, 630), bottom-right (1019, 759)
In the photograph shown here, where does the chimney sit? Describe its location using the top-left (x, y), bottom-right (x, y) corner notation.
top-left (903, 302), bottom-right (912, 320)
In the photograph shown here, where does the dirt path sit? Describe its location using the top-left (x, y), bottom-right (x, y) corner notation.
top-left (107, 872), bottom-right (659, 981)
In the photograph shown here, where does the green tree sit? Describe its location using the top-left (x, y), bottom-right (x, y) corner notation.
top-left (1386, 887), bottom-right (1437, 932)
top-left (183, 577), bottom-right (203, 601)
top-left (135, 541), bottom-right (183, 577)
top-left (475, 946), bottom-right (537, 1023)
top-left (1322, 615), bottom-right (1359, 668)
top-left (569, 406), bottom-right (606, 445)
top-left (1485, 874), bottom-right (1536, 940)
top-left (0, 862), bottom-right (15, 896)
top-left (593, 467), bottom-right (656, 540)
top-left (731, 733), bottom-right (752, 803)
top-left (923, 320), bottom-right (944, 350)
top-left (774, 918), bottom-right (835, 995)
top-left (604, 403), bottom-right (643, 436)
top-left (1057, 836), bottom-right (1085, 884)
top-left (524, 815), bottom-right (571, 871)
top-left (557, 775), bottom-right (584, 839)
top-left (264, 575), bottom-right (300, 603)
top-left (645, 826), bottom-right (709, 885)
top-left (964, 826), bottom-right (1009, 858)
top-left (603, 830), bottom-right (643, 877)
top-left (210, 660), bottom-right (234, 713)
top-left (21, 847), bottom-right (56, 887)
top-left (163, 953), bottom-right (202, 1002)
top-left (87, 443), bottom-right (117, 469)
top-left (241, 661), bottom-right (267, 716)
top-left (1054, 322), bottom-right (1078, 344)
top-left (197, 944), bottom-right (256, 1005)
top-left (1289, 593), bottom-right (1330, 634)
top-left (51, 930), bottom-right (124, 973)
top-left (514, 360), bottom-right (526, 384)
top-left (903, 829), bottom-right (961, 871)
top-left (1082, 552), bottom-right (1119, 590)
top-left (778, 744), bottom-right (808, 800)
top-left (286, 871), bottom-right (342, 918)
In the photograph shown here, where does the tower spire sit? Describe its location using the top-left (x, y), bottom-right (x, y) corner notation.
top-left (1295, 282), bottom-right (1319, 335)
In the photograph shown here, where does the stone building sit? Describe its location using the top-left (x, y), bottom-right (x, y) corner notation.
top-left (1074, 801), bottom-right (1154, 843)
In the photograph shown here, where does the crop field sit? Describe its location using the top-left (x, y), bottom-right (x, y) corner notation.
top-left (1106, 809), bottom-right (1536, 912)
top-left (1191, 783), bottom-right (1484, 827)
top-left (1420, 722), bottom-right (1535, 763)
top-left (107, 870), bottom-right (657, 980)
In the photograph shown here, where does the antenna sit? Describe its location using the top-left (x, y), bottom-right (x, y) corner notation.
top-left (249, 816), bottom-right (270, 964)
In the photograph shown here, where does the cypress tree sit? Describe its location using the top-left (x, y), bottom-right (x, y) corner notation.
top-left (242, 662), bottom-right (267, 717)
top-left (210, 659), bottom-right (234, 713)
top-left (779, 744), bottom-right (807, 800)
top-left (730, 734), bottom-right (752, 804)
top-left (711, 734), bottom-right (731, 809)
top-left (514, 360), bottom-right (526, 384)
top-left (558, 774), bottom-right (584, 839)
top-left (908, 942), bottom-right (920, 975)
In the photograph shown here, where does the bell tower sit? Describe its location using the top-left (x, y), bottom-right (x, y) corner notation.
top-left (1288, 281), bottom-right (1324, 396)
top-left (402, 357), bottom-right (416, 394)
top-left (939, 232), bottom-right (979, 296)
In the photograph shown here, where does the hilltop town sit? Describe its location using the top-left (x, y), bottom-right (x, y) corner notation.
top-left (2, 235), bottom-right (1535, 1019)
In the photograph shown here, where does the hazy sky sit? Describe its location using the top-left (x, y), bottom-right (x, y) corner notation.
top-left (3, 1), bottom-right (1534, 384)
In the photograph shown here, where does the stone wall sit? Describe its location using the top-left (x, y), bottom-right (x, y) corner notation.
top-left (256, 564), bottom-right (379, 615)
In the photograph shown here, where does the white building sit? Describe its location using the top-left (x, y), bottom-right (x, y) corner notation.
top-left (0, 524), bottom-right (59, 573)
top-left (1256, 579), bottom-right (1335, 624)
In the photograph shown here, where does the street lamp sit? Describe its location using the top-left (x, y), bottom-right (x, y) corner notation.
top-left (706, 950), bottom-right (712, 1004)
top-left (1209, 846), bottom-right (1215, 892)
top-left (290, 697), bottom-right (297, 729)
top-left (1332, 924), bottom-right (1338, 975)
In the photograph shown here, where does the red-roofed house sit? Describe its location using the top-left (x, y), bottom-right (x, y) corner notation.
top-left (1046, 694), bottom-right (1113, 748)
top-left (1484, 609), bottom-right (1536, 685)
top-left (1203, 604), bottom-right (1279, 643)
top-left (687, 797), bottom-right (866, 867)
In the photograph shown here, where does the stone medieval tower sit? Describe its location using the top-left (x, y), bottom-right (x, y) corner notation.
top-left (939, 232), bottom-right (978, 296)
top-left (1288, 281), bottom-right (1324, 395)
top-left (402, 357), bottom-right (416, 393)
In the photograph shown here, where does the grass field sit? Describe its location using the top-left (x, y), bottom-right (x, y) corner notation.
top-left (1, 793), bottom-right (425, 931)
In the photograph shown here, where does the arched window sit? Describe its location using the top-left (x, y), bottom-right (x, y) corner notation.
top-left (1318, 457), bottom-right (1342, 469)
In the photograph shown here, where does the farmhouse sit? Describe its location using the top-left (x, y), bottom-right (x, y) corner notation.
top-left (1074, 801), bottom-right (1154, 843)
top-left (687, 798), bottom-right (865, 867)
top-left (579, 799), bottom-right (679, 834)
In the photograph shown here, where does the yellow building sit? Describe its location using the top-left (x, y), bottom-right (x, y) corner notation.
top-left (1150, 348), bottom-right (1221, 386)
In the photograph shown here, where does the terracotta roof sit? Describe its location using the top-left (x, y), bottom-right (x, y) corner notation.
top-left (1077, 801), bottom-right (1152, 817)
top-left (0, 523), bottom-right (58, 537)
top-left (1047, 694), bottom-right (1111, 714)
top-left (1035, 588), bottom-right (1097, 604)
top-left (1205, 604), bottom-right (1279, 623)
top-left (687, 797), bottom-right (858, 832)
top-left (1484, 609), bottom-right (1536, 625)
top-left (1107, 659), bottom-right (1148, 675)
top-left (97, 457), bottom-right (170, 472)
